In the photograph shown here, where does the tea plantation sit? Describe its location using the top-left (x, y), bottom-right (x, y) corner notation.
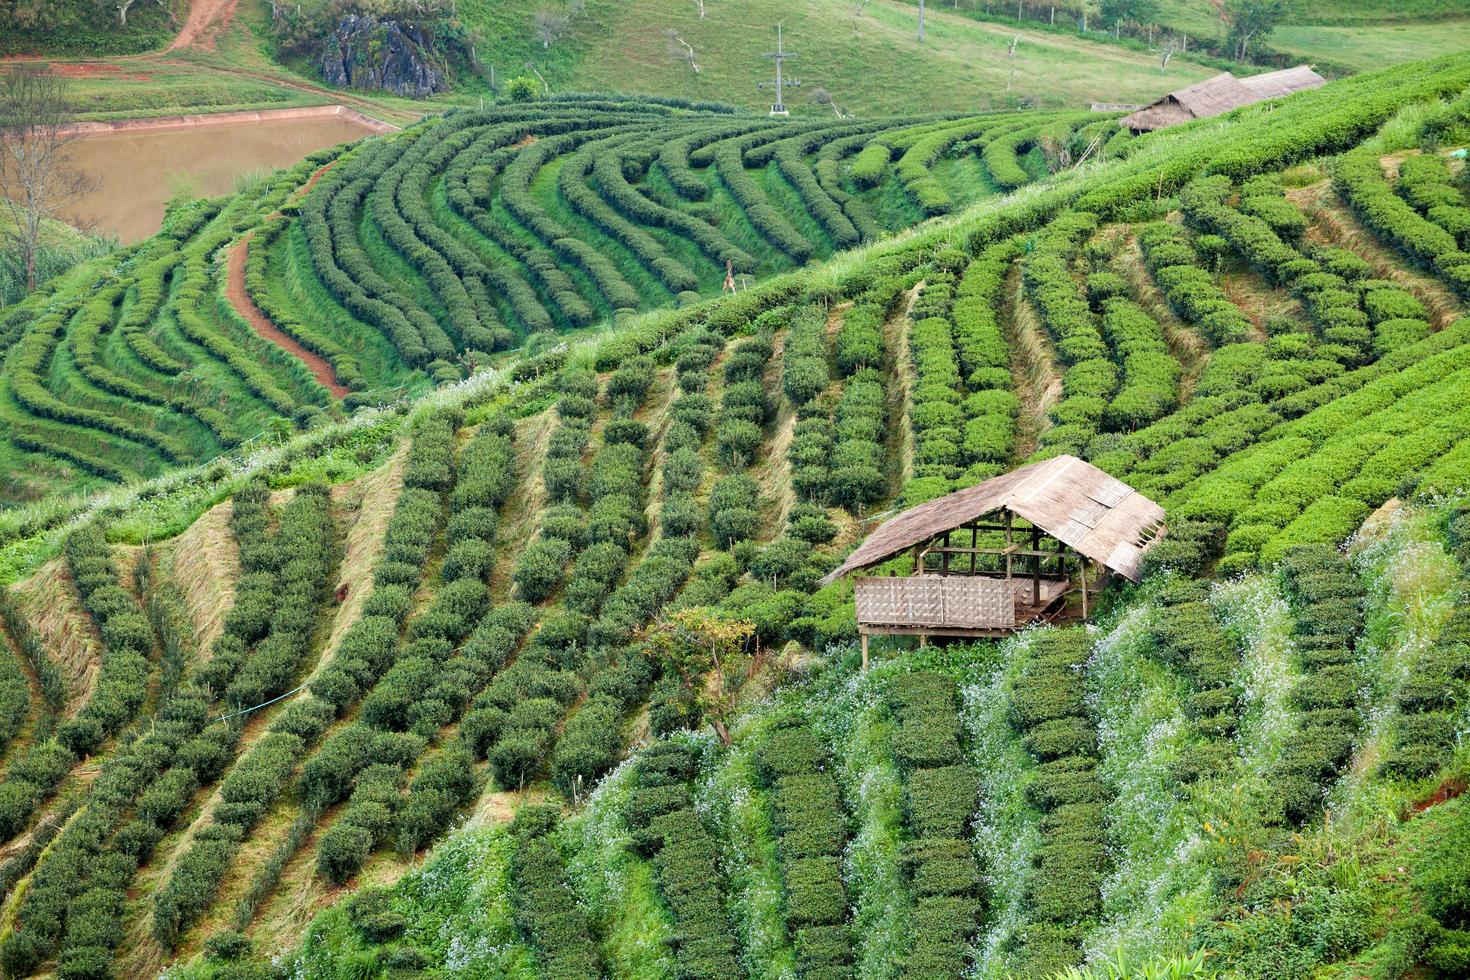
top-left (0, 98), bottom-right (1096, 504)
top-left (0, 51), bottom-right (1468, 980)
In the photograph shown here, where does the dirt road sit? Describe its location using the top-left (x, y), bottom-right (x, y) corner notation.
top-left (226, 233), bottom-right (350, 400)
top-left (167, 0), bottom-right (239, 52)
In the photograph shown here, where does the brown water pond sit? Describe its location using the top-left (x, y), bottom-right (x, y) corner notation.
top-left (56, 109), bottom-right (383, 243)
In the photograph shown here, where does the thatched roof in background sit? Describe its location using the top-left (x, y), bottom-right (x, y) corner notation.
top-left (821, 455), bottom-right (1166, 585)
top-left (1173, 71), bottom-right (1258, 117)
top-left (1240, 65), bottom-right (1327, 100)
top-left (1121, 65), bottom-right (1325, 132)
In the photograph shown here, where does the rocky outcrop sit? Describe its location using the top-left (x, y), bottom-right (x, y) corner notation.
top-left (318, 14), bottom-right (448, 99)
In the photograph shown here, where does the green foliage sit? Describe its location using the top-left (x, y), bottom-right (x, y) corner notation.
top-left (1009, 630), bottom-right (1107, 973)
top-left (626, 741), bottom-right (742, 978)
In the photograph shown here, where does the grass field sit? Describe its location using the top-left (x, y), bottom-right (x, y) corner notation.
top-left (459, 0), bottom-right (1213, 115)
top-left (1150, 0), bottom-right (1470, 70)
top-left (1271, 20), bottom-right (1470, 72)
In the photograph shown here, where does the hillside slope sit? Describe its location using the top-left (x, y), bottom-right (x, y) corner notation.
top-left (453, 0), bottom-right (1215, 116)
top-left (0, 53), bottom-right (1469, 980)
top-left (0, 0), bottom-right (188, 56)
top-left (0, 98), bottom-right (1104, 504)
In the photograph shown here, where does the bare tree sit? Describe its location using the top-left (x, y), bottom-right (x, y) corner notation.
top-left (532, 8), bottom-right (568, 48)
top-left (852, 0), bottom-right (872, 13)
top-left (692, 0), bottom-right (706, 17)
top-left (0, 67), bottom-right (94, 294)
top-left (917, 0), bottom-right (926, 40)
top-left (1157, 39), bottom-right (1176, 71)
top-left (666, 29), bottom-right (700, 74)
top-left (811, 87), bottom-right (846, 117)
top-left (110, 0), bottom-right (166, 27)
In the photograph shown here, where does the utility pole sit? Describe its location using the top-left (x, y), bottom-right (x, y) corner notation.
top-left (758, 23), bottom-right (802, 117)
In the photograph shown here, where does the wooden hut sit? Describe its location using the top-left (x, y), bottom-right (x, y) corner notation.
top-left (820, 455), bottom-right (1165, 667)
top-left (1120, 66), bottom-right (1324, 134)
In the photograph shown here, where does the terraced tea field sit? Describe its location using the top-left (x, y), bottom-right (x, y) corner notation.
top-left (0, 99), bottom-right (1098, 503)
top-left (0, 50), bottom-right (1469, 980)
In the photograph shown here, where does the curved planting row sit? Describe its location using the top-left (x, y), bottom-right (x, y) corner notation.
top-left (0, 152), bottom-right (342, 498)
top-left (271, 102), bottom-right (1089, 386)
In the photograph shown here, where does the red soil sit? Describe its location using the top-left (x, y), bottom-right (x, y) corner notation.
top-left (226, 234), bottom-right (350, 400)
top-left (51, 63), bottom-right (152, 80)
top-left (168, 0), bottom-right (239, 52)
top-left (296, 161), bottom-right (338, 198)
top-left (1412, 776), bottom-right (1467, 813)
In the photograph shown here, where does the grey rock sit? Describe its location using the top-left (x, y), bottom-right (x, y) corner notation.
top-left (319, 14), bottom-right (448, 99)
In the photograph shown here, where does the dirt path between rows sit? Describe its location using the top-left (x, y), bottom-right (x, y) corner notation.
top-left (225, 234), bottom-right (349, 399)
top-left (167, 0), bottom-right (239, 52)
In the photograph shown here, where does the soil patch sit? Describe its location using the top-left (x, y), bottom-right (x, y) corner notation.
top-left (1003, 264), bottom-right (1061, 459)
top-left (1413, 775), bottom-right (1466, 813)
top-left (167, 0), bottom-right (239, 52)
top-left (49, 63), bottom-right (152, 80)
top-left (226, 234), bottom-right (350, 399)
top-left (312, 445), bottom-right (409, 675)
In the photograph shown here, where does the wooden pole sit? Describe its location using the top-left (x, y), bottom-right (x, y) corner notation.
top-left (1031, 526), bottom-right (1041, 606)
top-left (861, 632), bottom-right (869, 671)
top-left (942, 531), bottom-right (951, 576)
top-left (1004, 511), bottom-right (1014, 581)
top-left (1080, 559), bottom-right (1089, 619)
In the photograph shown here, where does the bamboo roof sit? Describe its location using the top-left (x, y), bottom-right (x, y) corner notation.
top-left (1121, 65), bottom-right (1324, 132)
top-left (821, 455), bottom-right (1165, 586)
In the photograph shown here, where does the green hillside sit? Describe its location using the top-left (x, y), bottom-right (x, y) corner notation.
top-left (0, 0), bottom-right (187, 56)
top-left (0, 99), bottom-right (1108, 506)
top-left (365, 0), bottom-right (1218, 115)
top-left (0, 51), bottom-right (1467, 980)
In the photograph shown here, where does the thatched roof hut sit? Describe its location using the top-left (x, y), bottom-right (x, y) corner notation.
top-left (1121, 66), bottom-right (1325, 133)
top-left (823, 456), bottom-right (1165, 664)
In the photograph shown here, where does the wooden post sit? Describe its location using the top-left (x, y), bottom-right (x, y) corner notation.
top-left (942, 531), bottom-right (951, 576)
top-left (861, 632), bottom-right (869, 671)
top-left (970, 524), bottom-right (977, 575)
top-left (1004, 510), bottom-right (1014, 582)
top-left (1080, 559), bottom-right (1089, 619)
top-left (1031, 526), bottom-right (1041, 606)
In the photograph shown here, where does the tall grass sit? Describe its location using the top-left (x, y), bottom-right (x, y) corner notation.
top-left (1083, 605), bottom-right (1214, 964)
top-left (0, 234), bottom-right (117, 308)
top-left (1212, 574), bottom-right (1300, 778)
top-left (285, 829), bottom-right (539, 978)
top-left (803, 661), bottom-right (911, 980)
top-left (966, 630), bottom-right (1045, 978)
top-left (703, 714), bottom-right (799, 978)
top-left (565, 753), bottom-right (678, 979)
top-left (1331, 507), bottom-right (1462, 825)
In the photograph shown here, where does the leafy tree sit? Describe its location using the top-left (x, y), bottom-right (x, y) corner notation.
top-left (1225, 0), bottom-right (1291, 61)
top-left (1101, 0), bottom-right (1158, 28)
top-left (505, 75), bottom-right (541, 102)
top-left (641, 608), bottom-right (755, 746)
